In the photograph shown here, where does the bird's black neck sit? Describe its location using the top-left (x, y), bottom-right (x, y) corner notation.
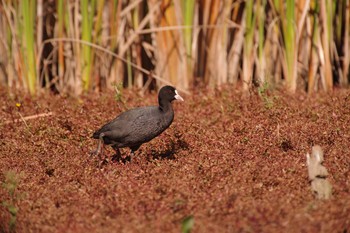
top-left (158, 99), bottom-right (172, 112)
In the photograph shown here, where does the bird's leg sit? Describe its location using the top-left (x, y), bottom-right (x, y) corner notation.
top-left (125, 145), bottom-right (140, 162)
top-left (111, 145), bottom-right (122, 162)
top-left (125, 149), bottom-right (135, 162)
top-left (90, 133), bottom-right (105, 161)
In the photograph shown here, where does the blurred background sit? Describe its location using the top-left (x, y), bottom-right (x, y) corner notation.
top-left (0, 0), bottom-right (348, 95)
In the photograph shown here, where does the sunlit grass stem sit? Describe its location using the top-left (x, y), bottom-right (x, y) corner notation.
top-left (81, 0), bottom-right (96, 91)
top-left (21, 0), bottom-right (37, 95)
top-left (283, 0), bottom-right (297, 92)
top-left (243, 0), bottom-right (256, 91)
top-left (57, 0), bottom-right (65, 82)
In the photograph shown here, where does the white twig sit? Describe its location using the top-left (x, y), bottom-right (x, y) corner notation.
top-left (5, 112), bottom-right (54, 124)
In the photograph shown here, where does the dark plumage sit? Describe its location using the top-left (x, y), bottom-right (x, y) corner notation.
top-left (91, 85), bottom-right (184, 162)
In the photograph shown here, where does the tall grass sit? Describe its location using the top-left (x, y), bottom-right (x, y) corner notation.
top-left (284, 0), bottom-right (297, 92)
top-left (0, 0), bottom-right (349, 95)
top-left (342, 0), bottom-right (350, 86)
top-left (307, 0), bottom-right (321, 93)
top-left (243, 0), bottom-right (255, 91)
top-left (257, 0), bottom-right (267, 84)
top-left (81, 0), bottom-right (95, 91)
top-left (57, 0), bottom-right (65, 87)
top-left (320, 0), bottom-right (333, 91)
top-left (21, 0), bottom-right (37, 95)
top-left (181, 0), bottom-right (195, 89)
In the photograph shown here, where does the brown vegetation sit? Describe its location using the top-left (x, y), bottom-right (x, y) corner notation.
top-left (0, 1), bottom-right (349, 95)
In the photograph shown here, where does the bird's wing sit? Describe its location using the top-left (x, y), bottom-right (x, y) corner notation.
top-left (93, 106), bottom-right (159, 139)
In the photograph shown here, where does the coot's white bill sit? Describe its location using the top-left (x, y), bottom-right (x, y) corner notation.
top-left (174, 90), bottom-right (184, 101)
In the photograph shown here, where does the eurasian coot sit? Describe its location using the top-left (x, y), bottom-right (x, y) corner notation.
top-left (91, 85), bottom-right (184, 162)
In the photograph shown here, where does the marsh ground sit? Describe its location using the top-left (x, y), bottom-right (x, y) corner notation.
top-left (1, 87), bottom-right (350, 233)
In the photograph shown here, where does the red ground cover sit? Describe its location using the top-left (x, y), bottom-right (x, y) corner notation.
top-left (1, 87), bottom-right (350, 232)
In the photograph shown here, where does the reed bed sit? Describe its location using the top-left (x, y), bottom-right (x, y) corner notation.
top-left (0, 0), bottom-right (349, 95)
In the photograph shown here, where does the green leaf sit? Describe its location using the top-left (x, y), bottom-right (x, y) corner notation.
top-left (8, 205), bottom-right (18, 215)
top-left (181, 215), bottom-right (194, 233)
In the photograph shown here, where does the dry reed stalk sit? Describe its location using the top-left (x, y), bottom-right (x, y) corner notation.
top-left (169, 0), bottom-right (195, 90)
top-left (263, 11), bottom-right (278, 85)
top-left (0, 1), bottom-right (12, 86)
top-left (296, 0), bottom-right (310, 88)
top-left (297, 0), bottom-right (310, 42)
top-left (211, 0), bottom-right (231, 87)
top-left (342, 0), bottom-right (350, 86)
top-left (36, 0), bottom-right (43, 53)
top-left (242, 0), bottom-right (255, 91)
top-left (256, 0), bottom-right (267, 85)
top-left (119, 3), bottom-right (148, 89)
top-left (172, 0), bottom-right (187, 89)
top-left (39, 37), bottom-right (190, 95)
top-left (116, 1), bottom-right (159, 89)
top-left (133, 5), bottom-right (144, 89)
top-left (1, 1), bottom-right (23, 90)
top-left (1, 1), bottom-right (349, 95)
top-left (307, 20), bottom-right (321, 93)
top-left (320, 0), bottom-right (333, 91)
top-left (202, 0), bottom-right (221, 87)
top-left (91, 0), bottom-right (105, 89)
top-left (227, 6), bottom-right (244, 85)
top-left (183, 0), bottom-right (196, 89)
top-left (148, 0), bottom-right (180, 87)
top-left (197, 0), bottom-right (210, 85)
top-left (119, 0), bottom-right (151, 57)
top-left (57, 0), bottom-right (65, 89)
top-left (107, 0), bottom-right (123, 90)
top-left (74, 0), bottom-right (82, 94)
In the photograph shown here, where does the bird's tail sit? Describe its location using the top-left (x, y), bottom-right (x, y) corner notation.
top-left (92, 131), bottom-right (100, 139)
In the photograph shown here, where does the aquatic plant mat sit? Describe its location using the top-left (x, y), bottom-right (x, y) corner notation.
top-left (1, 87), bottom-right (349, 232)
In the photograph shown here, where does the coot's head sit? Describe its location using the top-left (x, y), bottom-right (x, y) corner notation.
top-left (158, 86), bottom-right (184, 103)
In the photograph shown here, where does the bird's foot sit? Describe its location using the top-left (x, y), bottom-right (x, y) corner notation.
top-left (122, 155), bottom-right (132, 164)
top-left (90, 149), bottom-right (100, 157)
top-left (111, 155), bottom-right (131, 164)
top-left (111, 154), bottom-right (122, 163)
top-left (98, 158), bottom-right (109, 167)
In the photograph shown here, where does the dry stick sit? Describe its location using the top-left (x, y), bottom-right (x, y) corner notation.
top-left (343, 0), bottom-right (350, 86)
top-left (38, 24), bottom-right (241, 95)
top-left (141, 71), bottom-right (156, 94)
top-left (118, 2), bottom-right (161, 59)
top-left (104, 23), bottom-right (241, 38)
top-left (17, 112), bottom-right (34, 136)
top-left (119, 0), bottom-right (143, 17)
top-left (297, 0), bottom-right (310, 42)
top-left (37, 38), bottom-right (191, 96)
top-left (5, 112), bottom-right (54, 125)
top-left (36, 0), bottom-right (43, 52)
top-left (39, 46), bottom-right (56, 89)
top-left (1, 0), bottom-right (22, 88)
top-left (119, 23), bottom-right (241, 88)
top-left (228, 14), bottom-right (245, 84)
top-left (276, 123), bottom-right (280, 140)
top-left (332, 42), bottom-right (344, 82)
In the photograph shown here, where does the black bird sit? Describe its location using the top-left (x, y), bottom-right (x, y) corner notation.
top-left (91, 85), bottom-right (184, 162)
